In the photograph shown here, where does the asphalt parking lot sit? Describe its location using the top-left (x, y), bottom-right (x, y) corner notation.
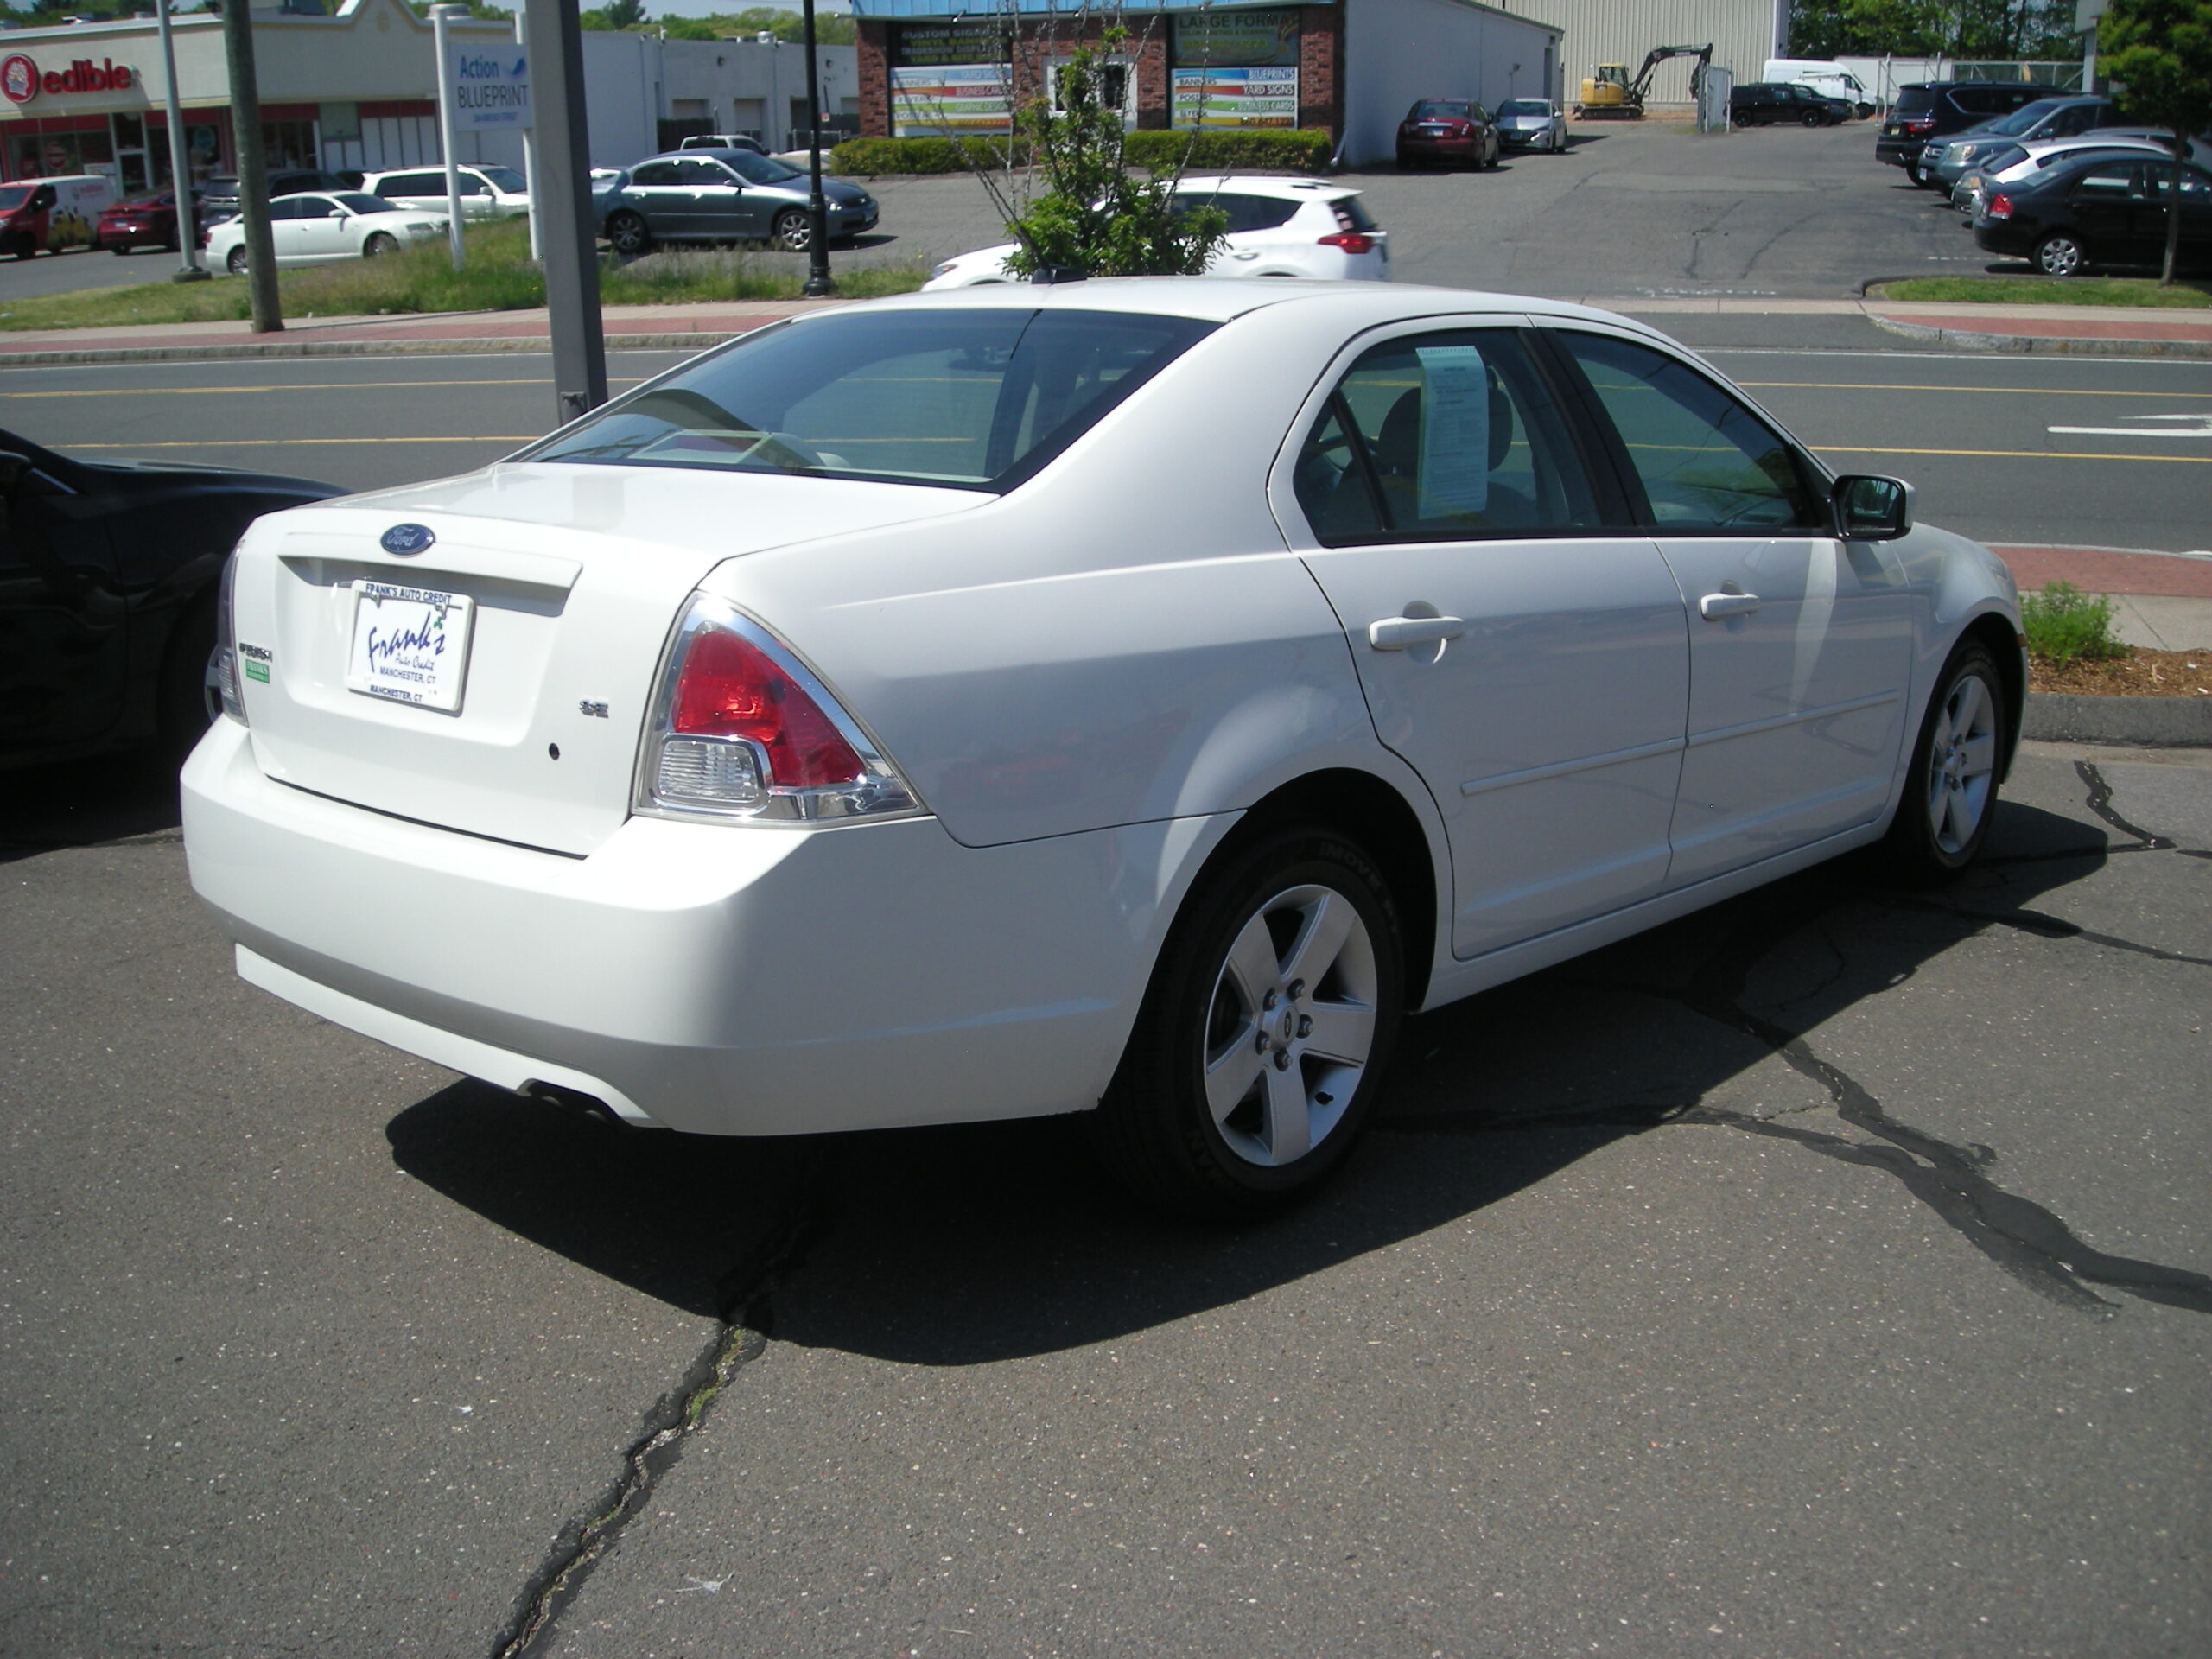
top-left (3, 117), bottom-right (2209, 1659)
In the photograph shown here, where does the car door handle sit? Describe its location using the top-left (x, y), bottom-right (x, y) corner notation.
top-left (1230, 249), bottom-right (1259, 259)
top-left (1368, 614), bottom-right (1466, 650)
top-left (1700, 591), bottom-right (1762, 620)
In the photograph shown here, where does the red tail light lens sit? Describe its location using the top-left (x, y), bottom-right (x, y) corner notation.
top-left (1985, 193), bottom-right (2013, 220)
top-left (1319, 232), bottom-right (1375, 255)
top-left (640, 597), bottom-right (921, 823)
top-left (671, 628), bottom-right (862, 788)
top-left (1904, 113), bottom-right (1936, 133)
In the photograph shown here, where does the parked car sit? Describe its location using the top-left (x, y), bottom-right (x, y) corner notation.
top-left (362, 163), bottom-right (531, 221)
top-left (1396, 99), bottom-right (1501, 169)
top-left (182, 281), bottom-right (2023, 1218)
top-left (1730, 82), bottom-right (1848, 126)
top-left (598, 149), bottom-right (877, 255)
top-left (0, 425), bottom-right (342, 769)
top-left (1921, 96), bottom-right (2136, 192)
top-left (1975, 151), bottom-right (2212, 276)
top-left (1950, 132), bottom-right (2183, 217)
top-left (195, 169), bottom-right (359, 238)
top-left (924, 176), bottom-right (1389, 287)
top-left (676, 132), bottom-right (768, 155)
top-left (1494, 97), bottom-right (1567, 153)
top-left (1878, 81), bottom-right (2060, 185)
top-left (204, 192), bottom-right (448, 274)
top-left (0, 174), bottom-right (117, 257)
top-left (94, 188), bottom-right (204, 254)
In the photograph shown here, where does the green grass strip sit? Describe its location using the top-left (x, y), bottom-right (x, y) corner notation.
top-left (0, 218), bottom-right (924, 333)
top-left (1872, 276), bottom-right (2212, 308)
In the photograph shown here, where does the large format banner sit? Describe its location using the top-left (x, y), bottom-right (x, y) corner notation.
top-left (892, 22), bottom-right (1013, 137)
top-left (1171, 9), bottom-right (1300, 68)
top-left (1171, 65), bottom-right (1299, 128)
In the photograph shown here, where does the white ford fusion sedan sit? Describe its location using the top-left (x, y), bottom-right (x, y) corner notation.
top-left (184, 281), bottom-right (2024, 1216)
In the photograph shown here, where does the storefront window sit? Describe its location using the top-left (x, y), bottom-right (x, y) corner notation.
top-left (1172, 9), bottom-right (1300, 130)
top-left (262, 118), bottom-right (321, 171)
top-left (890, 22), bottom-right (1012, 138)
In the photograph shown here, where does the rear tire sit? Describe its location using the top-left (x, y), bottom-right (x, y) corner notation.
top-left (1092, 829), bottom-right (1404, 1218)
top-left (225, 245), bottom-right (247, 275)
top-left (1886, 641), bottom-right (2006, 885)
top-left (2034, 232), bottom-right (2087, 277)
top-left (605, 210), bottom-right (651, 257)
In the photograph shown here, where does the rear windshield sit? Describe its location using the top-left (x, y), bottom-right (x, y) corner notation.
top-left (1893, 86), bottom-right (1940, 113)
top-left (1332, 195), bottom-right (1379, 232)
top-left (1411, 101), bottom-right (1471, 119)
top-left (525, 308), bottom-right (1216, 491)
top-left (1498, 99), bottom-right (1551, 116)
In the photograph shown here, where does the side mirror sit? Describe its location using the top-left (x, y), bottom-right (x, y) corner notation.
top-left (0, 451), bottom-right (34, 499)
top-left (1831, 474), bottom-right (1914, 540)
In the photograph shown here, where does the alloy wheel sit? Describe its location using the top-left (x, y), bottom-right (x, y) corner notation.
top-left (1923, 670), bottom-right (1999, 856)
top-left (1200, 882), bottom-right (1379, 1168)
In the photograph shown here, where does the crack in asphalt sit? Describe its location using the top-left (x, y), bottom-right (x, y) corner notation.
top-left (1388, 760), bottom-right (2212, 1319)
top-left (491, 1192), bottom-right (829, 1658)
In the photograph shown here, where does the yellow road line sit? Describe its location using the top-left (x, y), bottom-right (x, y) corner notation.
top-left (1743, 381), bottom-right (2210, 397)
top-left (1813, 442), bottom-right (2212, 463)
top-left (0, 377), bottom-right (648, 398)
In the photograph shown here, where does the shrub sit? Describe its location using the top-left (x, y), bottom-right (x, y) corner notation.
top-left (829, 128), bottom-right (1336, 177)
top-left (2019, 581), bottom-right (2128, 665)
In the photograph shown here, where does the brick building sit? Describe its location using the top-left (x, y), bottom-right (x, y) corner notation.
top-left (849, 0), bottom-right (1563, 168)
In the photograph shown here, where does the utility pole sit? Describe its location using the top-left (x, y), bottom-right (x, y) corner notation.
top-left (523, 0), bottom-right (607, 426)
top-left (156, 0), bottom-right (206, 282)
top-left (800, 0), bottom-right (832, 296)
top-left (431, 2), bottom-right (468, 270)
top-left (219, 0), bottom-right (280, 331)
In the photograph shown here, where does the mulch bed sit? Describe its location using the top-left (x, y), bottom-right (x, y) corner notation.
top-left (2031, 649), bottom-right (2212, 698)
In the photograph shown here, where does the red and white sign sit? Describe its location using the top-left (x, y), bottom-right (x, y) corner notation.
top-left (1, 54), bottom-right (37, 105)
top-left (0, 54), bottom-right (137, 104)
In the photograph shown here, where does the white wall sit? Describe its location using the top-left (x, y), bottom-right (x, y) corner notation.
top-left (1344, 0), bottom-right (1564, 166)
top-left (582, 33), bottom-right (859, 167)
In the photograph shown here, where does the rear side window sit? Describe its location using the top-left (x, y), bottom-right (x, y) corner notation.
top-left (1552, 332), bottom-right (1822, 532)
top-left (379, 172), bottom-right (439, 195)
top-left (526, 308), bottom-right (1215, 491)
top-left (1292, 329), bottom-right (1606, 543)
top-left (1182, 191), bottom-right (1300, 233)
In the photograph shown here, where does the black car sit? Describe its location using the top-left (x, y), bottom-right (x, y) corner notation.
top-left (1878, 81), bottom-right (2060, 183)
top-left (599, 149), bottom-right (878, 255)
top-left (1974, 151), bottom-right (2212, 276)
top-left (0, 428), bottom-right (344, 768)
top-left (1731, 82), bottom-right (1850, 126)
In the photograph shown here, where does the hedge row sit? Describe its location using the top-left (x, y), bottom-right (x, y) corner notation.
top-left (829, 128), bottom-right (1337, 176)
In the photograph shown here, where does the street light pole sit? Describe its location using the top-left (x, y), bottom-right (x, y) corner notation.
top-left (800, 0), bottom-right (832, 296)
top-left (156, 0), bottom-right (206, 282)
top-left (219, 0), bottom-right (281, 331)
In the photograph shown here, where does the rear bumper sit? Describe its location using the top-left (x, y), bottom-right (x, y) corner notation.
top-left (183, 718), bottom-right (1210, 1137)
top-left (1876, 137), bottom-right (1927, 167)
top-left (1398, 135), bottom-right (1481, 161)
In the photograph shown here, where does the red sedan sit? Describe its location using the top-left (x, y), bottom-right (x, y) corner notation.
top-left (1396, 99), bottom-right (1502, 170)
top-left (94, 188), bottom-right (200, 254)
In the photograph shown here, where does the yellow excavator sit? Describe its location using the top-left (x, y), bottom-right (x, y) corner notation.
top-left (1577, 43), bottom-right (1713, 119)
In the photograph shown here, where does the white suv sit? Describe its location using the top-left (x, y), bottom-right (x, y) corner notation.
top-left (924, 176), bottom-right (1389, 287)
top-left (362, 163), bottom-right (531, 221)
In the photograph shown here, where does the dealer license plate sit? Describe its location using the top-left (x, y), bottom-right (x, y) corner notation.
top-left (346, 580), bottom-right (474, 712)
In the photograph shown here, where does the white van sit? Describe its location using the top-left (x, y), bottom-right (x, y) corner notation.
top-left (1764, 60), bottom-right (1874, 118)
top-left (362, 163), bottom-right (530, 221)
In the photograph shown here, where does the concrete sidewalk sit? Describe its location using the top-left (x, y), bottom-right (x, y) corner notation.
top-left (1, 292), bottom-right (2209, 366)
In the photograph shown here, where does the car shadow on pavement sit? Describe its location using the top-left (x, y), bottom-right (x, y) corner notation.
top-left (388, 791), bottom-right (2118, 1355)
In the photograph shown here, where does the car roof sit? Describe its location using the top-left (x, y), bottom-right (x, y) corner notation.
top-left (847, 276), bottom-right (1686, 340)
top-left (2018, 134), bottom-right (2170, 154)
top-left (1174, 174), bottom-right (1358, 200)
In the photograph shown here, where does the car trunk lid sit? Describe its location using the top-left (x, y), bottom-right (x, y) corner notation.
top-left (230, 462), bottom-right (982, 855)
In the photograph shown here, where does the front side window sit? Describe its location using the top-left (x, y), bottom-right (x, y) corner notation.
top-left (1291, 328), bottom-right (1605, 543)
top-left (629, 161), bottom-right (681, 187)
top-left (1553, 331), bottom-right (1822, 531)
top-left (525, 308), bottom-right (1214, 491)
top-left (724, 150), bottom-right (803, 186)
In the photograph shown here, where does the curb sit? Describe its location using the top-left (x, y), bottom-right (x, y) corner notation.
top-left (0, 331), bottom-right (751, 367)
top-left (2023, 691), bottom-right (2212, 747)
top-left (1867, 314), bottom-right (2212, 358)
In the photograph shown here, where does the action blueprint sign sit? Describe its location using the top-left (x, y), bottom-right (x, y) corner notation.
top-left (450, 47), bottom-right (531, 132)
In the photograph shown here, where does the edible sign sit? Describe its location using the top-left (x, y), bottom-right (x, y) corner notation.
top-left (346, 581), bottom-right (474, 713)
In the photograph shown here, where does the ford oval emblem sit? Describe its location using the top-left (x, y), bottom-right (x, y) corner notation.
top-left (380, 523), bottom-right (435, 556)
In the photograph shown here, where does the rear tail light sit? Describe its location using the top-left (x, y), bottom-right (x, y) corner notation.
top-left (214, 549), bottom-right (247, 725)
top-left (637, 595), bottom-right (920, 824)
top-left (1985, 193), bottom-right (2014, 220)
top-left (1319, 232), bottom-right (1375, 255)
top-left (1903, 112), bottom-right (1936, 133)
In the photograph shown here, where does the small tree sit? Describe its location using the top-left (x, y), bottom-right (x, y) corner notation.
top-left (996, 30), bottom-right (1225, 279)
top-left (2100, 0), bottom-right (2212, 284)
